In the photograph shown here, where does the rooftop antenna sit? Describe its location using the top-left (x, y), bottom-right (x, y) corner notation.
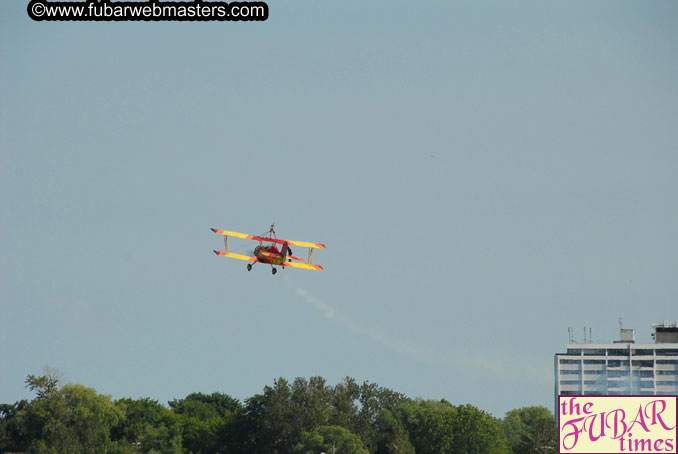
top-left (589, 327), bottom-right (592, 343)
top-left (619, 317), bottom-right (623, 329)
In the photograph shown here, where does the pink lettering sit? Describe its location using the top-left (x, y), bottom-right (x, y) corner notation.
top-left (629, 405), bottom-right (651, 433)
top-left (561, 416), bottom-right (586, 450)
top-left (645, 399), bottom-right (676, 431)
top-left (654, 438), bottom-right (664, 451)
top-left (584, 412), bottom-right (607, 441)
top-left (606, 408), bottom-right (628, 439)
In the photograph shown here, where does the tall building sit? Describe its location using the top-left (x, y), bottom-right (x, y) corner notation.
top-left (554, 322), bottom-right (678, 409)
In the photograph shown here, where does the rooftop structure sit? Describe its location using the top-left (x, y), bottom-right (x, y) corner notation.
top-left (554, 322), bottom-right (678, 413)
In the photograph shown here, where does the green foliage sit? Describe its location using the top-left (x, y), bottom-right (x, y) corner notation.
top-left (0, 400), bottom-right (31, 452)
top-left (169, 392), bottom-right (242, 420)
top-left (25, 373), bottom-right (61, 400)
top-left (241, 376), bottom-right (406, 454)
top-left (375, 409), bottom-right (415, 454)
top-left (244, 377), bottom-right (298, 454)
top-left (293, 425), bottom-right (369, 454)
top-left (112, 396), bottom-right (186, 453)
top-left (395, 399), bottom-right (508, 454)
top-left (23, 378), bottom-right (121, 454)
top-left (502, 406), bottom-right (556, 454)
top-left (454, 404), bottom-right (508, 454)
top-left (137, 421), bottom-right (183, 454)
top-left (176, 414), bottom-right (223, 454)
top-left (290, 376), bottom-right (333, 431)
top-left (3, 373), bottom-right (549, 454)
top-left (396, 399), bottom-right (458, 454)
top-left (328, 377), bottom-right (360, 428)
top-left (354, 382), bottom-right (406, 453)
top-left (113, 397), bottom-right (169, 444)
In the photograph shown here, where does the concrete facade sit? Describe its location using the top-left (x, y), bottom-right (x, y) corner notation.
top-left (554, 323), bottom-right (678, 412)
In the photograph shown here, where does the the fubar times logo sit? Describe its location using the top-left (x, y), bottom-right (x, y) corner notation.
top-left (559, 396), bottom-right (677, 453)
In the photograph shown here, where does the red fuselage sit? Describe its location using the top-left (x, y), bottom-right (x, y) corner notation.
top-left (254, 245), bottom-right (287, 265)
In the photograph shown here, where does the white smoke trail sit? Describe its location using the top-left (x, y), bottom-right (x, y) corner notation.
top-left (287, 283), bottom-right (551, 383)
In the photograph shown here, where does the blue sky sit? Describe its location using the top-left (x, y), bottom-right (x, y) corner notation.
top-left (2, 0), bottom-right (677, 417)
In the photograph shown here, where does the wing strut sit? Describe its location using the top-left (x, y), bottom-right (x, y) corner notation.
top-left (308, 247), bottom-right (314, 265)
top-left (224, 235), bottom-right (230, 253)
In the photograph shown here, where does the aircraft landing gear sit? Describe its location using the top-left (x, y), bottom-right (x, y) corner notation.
top-left (247, 264), bottom-right (253, 271)
top-left (271, 267), bottom-right (277, 275)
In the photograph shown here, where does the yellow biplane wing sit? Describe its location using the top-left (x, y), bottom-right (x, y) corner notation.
top-left (283, 261), bottom-right (324, 271)
top-left (211, 228), bottom-right (326, 249)
top-left (213, 250), bottom-right (257, 262)
top-left (212, 226), bottom-right (325, 270)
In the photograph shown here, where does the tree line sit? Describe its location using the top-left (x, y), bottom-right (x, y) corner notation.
top-left (0, 372), bottom-right (556, 454)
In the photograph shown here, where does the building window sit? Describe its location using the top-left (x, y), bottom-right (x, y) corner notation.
top-left (560, 359), bottom-right (581, 365)
top-left (584, 360), bottom-right (605, 365)
top-left (583, 349), bottom-right (606, 356)
top-left (631, 360), bottom-right (654, 367)
top-left (607, 370), bottom-right (626, 378)
top-left (608, 360), bottom-right (630, 367)
top-left (632, 370), bottom-right (655, 378)
top-left (656, 349), bottom-right (678, 356)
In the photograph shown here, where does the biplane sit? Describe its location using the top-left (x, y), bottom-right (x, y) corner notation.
top-left (211, 224), bottom-right (325, 274)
